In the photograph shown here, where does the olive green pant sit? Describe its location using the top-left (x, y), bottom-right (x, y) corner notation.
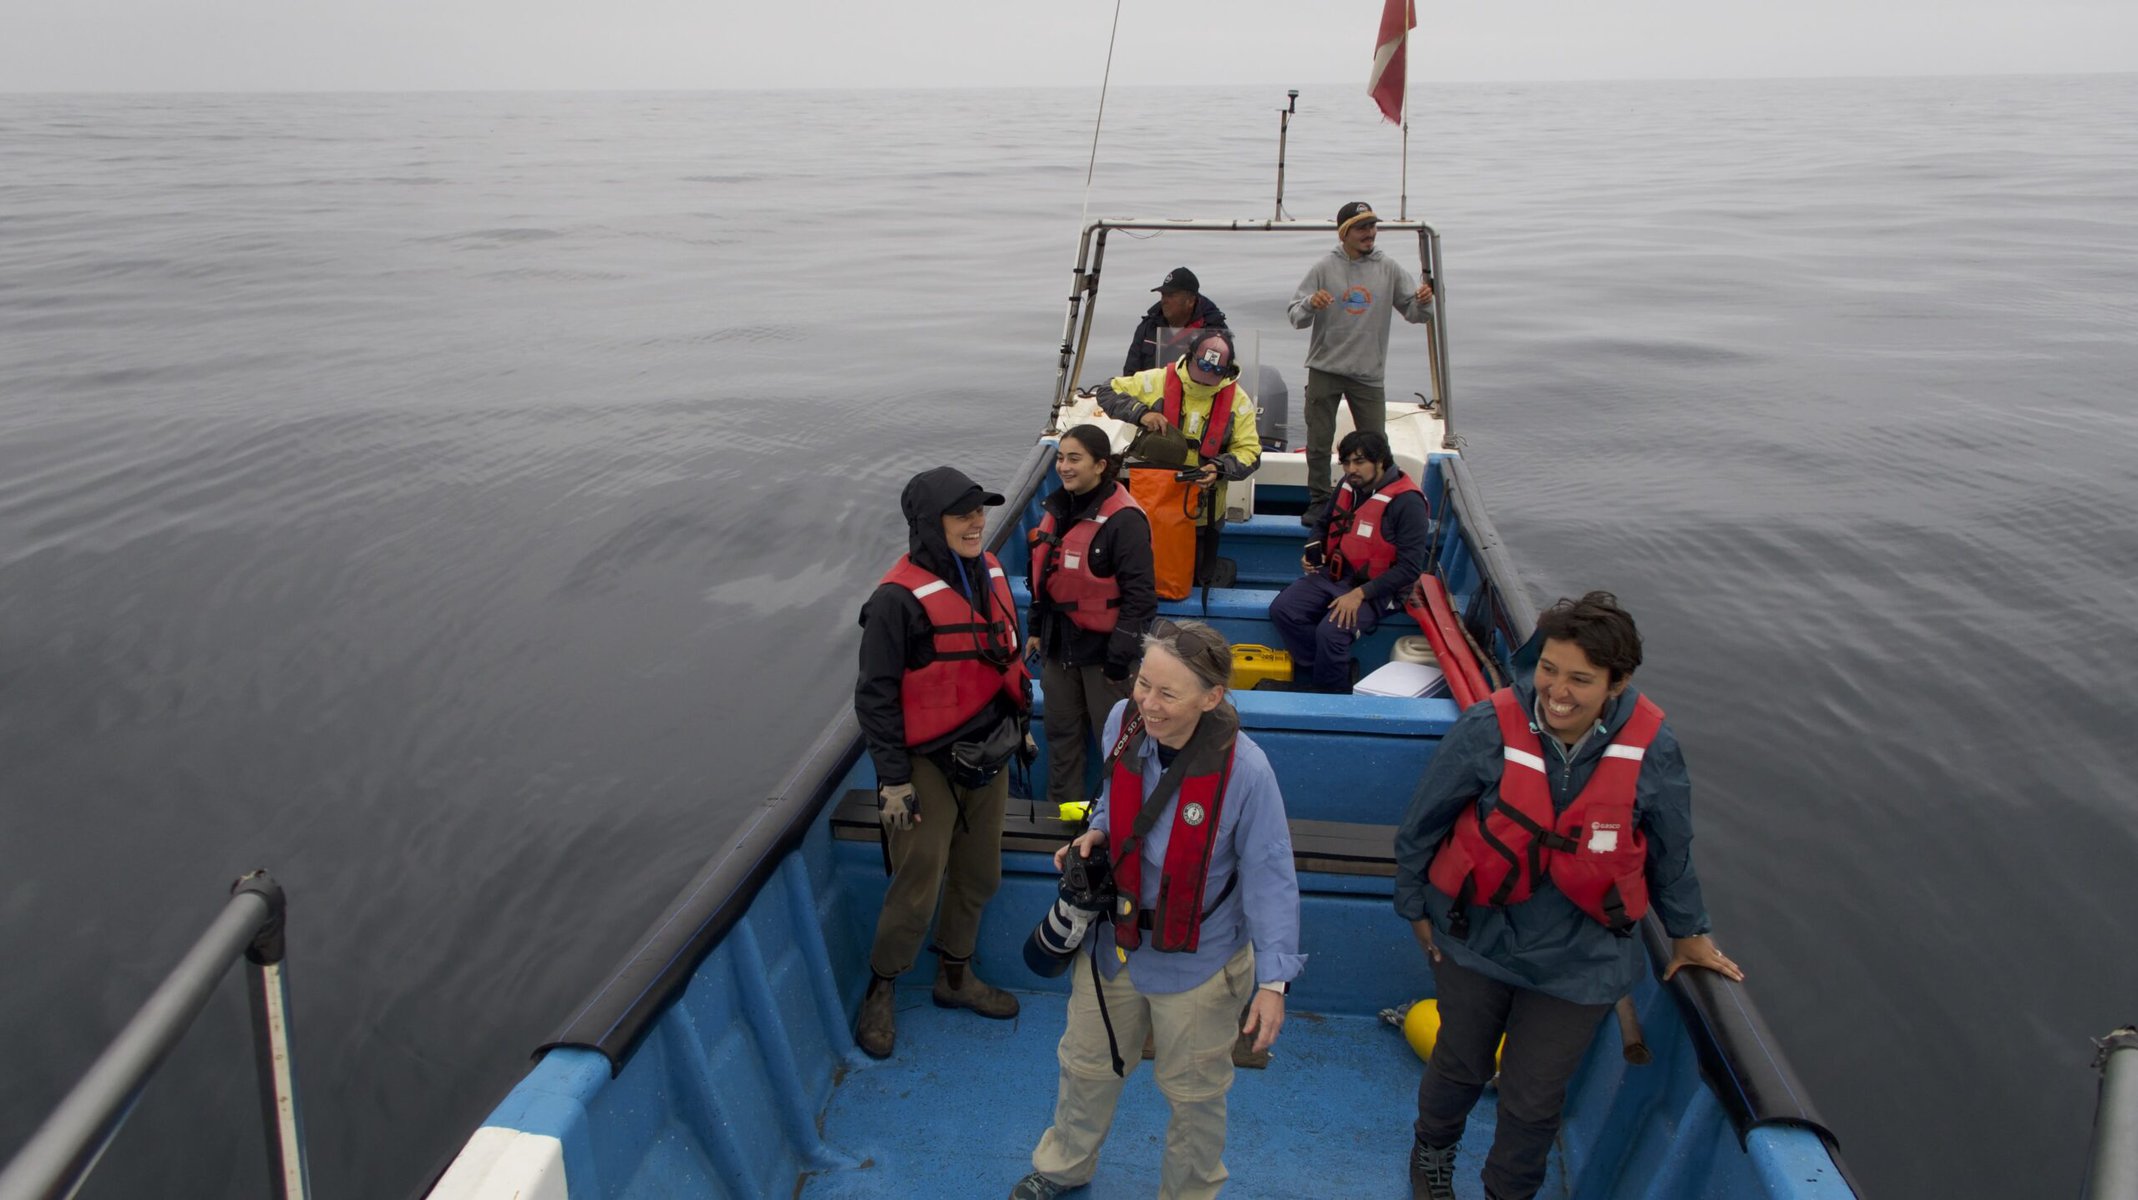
top-left (1303, 368), bottom-right (1387, 508)
top-left (1029, 945), bottom-right (1256, 1200)
top-left (1040, 657), bottom-right (1131, 808)
top-left (867, 754), bottom-right (1009, 977)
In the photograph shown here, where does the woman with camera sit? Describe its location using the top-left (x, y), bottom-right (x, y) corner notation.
top-left (1026, 423), bottom-right (1157, 813)
top-left (1393, 592), bottom-right (1744, 1200)
top-left (852, 465), bottom-right (1033, 1061)
top-left (1011, 619), bottom-right (1303, 1200)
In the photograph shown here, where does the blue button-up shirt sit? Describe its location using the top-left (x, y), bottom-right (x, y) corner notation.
top-left (1088, 701), bottom-right (1305, 994)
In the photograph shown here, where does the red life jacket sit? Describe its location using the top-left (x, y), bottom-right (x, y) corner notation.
top-left (1426, 688), bottom-right (1665, 933)
top-left (1160, 362), bottom-right (1238, 462)
top-left (1031, 484), bottom-right (1145, 634)
top-left (880, 553), bottom-right (1028, 746)
top-left (1326, 471), bottom-right (1424, 583)
top-left (1107, 725), bottom-right (1237, 953)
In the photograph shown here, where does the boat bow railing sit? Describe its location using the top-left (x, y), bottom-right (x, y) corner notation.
top-left (0, 870), bottom-right (310, 1200)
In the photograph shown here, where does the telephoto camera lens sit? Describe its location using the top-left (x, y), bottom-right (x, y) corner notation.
top-left (1023, 844), bottom-right (1116, 977)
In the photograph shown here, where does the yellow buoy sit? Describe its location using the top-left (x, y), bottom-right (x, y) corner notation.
top-left (1402, 999), bottom-right (1504, 1068)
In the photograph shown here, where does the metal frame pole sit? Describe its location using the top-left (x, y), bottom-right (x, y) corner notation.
top-left (0, 872), bottom-right (307, 1200)
top-left (0, 891), bottom-right (269, 1200)
top-left (2086, 1026), bottom-right (2138, 1200)
top-left (238, 872), bottom-right (309, 1200)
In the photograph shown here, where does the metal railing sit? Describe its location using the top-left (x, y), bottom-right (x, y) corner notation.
top-left (1047, 217), bottom-right (1452, 448)
top-left (0, 870), bottom-right (310, 1200)
top-left (2085, 1025), bottom-right (2138, 1200)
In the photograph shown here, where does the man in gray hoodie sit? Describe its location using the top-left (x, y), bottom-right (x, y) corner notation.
top-left (1286, 200), bottom-right (1435, 526)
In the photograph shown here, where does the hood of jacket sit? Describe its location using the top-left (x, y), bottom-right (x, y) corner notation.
top-left (901, 465), bottom-right (993, 587)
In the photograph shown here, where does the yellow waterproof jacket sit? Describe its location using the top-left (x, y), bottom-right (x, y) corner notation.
top-left (1101, 362), bottom-right (1262, 524)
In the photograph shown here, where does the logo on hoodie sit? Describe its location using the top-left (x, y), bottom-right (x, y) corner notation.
top-left (1340, 285), bottom-right (1373, 315)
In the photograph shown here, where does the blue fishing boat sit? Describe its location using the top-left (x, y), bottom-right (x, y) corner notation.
top-left (412, 214), bottom-right (1858, 1199)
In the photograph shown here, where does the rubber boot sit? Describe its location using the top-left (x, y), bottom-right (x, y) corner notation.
top-left (855, 972), bottom-right (897, 1059)
top-left (933, 954), bottom-right (1019, 1019)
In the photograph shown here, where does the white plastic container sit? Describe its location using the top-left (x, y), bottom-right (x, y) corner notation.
top-left (1391, 635), bottom-right (1439, 666)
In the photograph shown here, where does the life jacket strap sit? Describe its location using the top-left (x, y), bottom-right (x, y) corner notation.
top-left (1447, 876), bottom-right (1475, 940)
top-left (1134, 870), bottom-right (1238, 932)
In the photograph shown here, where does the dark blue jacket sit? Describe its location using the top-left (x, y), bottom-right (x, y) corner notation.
top-left (1122, 294), bottom-right (1229, 375)
top-left (1392, 676), bottom-right (1712, 1004)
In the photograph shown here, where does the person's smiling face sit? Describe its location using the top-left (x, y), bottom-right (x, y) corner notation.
top-left (1533, 637), bottom-right (1626, 743)
top-left (941, 505), bottom-right (987, 559)
top-left (1133, 643), bottom-right (1223, 749)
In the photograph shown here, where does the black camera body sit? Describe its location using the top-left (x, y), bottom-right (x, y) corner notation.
top-left (1023, 843), bottom-right (1117, 978)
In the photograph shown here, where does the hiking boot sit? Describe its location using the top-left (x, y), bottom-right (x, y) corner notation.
top-left (1300, 500), bottom-right (1328, 529)
top-left (1409, 1137), bottom-right (1457, 1200)
top-left (855, 973), bottom-right (896, 1059)
top-left (934, 955), bottom-right (1019, 1019)
top-left (1008, 1171), bottom-right (1078, 1199)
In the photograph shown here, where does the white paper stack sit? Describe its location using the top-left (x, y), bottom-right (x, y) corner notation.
top-left (1353, 659), bottom-right (1448, 698)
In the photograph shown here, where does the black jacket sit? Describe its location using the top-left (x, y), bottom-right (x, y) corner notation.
top-left (1028, 478), bottom-right (1158, 678)
top-left (855, 468), bottom-right (1027, 786)
top-left (1304, 467), bottom-right (1430, 608)
top-left (1122, 294), bottom-right (1230, 375)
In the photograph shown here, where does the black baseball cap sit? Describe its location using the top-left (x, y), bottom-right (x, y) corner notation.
top-left (1336, 201), bottom-right (1379, 232)
top-left (1153, 266), bottom-right (1200, 294)
top-left (903, 465), bottom-right (1005, 522)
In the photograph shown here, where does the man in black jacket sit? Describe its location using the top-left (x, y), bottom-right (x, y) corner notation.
top-left (1268, 431), bottom-right (1429, 692)
top-left (1122, 266), bottom-right (1229, 375)
top-left (853, 466), bottom-right (1031, 1058)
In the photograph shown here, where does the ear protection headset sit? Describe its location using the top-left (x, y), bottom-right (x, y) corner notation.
top-left (1180, 328), bottom-right (1243, 380)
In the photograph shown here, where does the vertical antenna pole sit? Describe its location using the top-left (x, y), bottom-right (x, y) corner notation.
top-left (1275, 89), bottom-right (1298, 221)
top-left (1399, 0), bottom-right (1412, 218)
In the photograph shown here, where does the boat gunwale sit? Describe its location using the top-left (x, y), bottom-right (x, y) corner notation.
top-left (514, 233), bottom-right (1850, 1184)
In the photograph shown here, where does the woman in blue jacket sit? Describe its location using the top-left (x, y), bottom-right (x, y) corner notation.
top-left (1392, 592), bottom-right (1743, 1200)
top-left (1013, 619), bottom-right (1303, 1200)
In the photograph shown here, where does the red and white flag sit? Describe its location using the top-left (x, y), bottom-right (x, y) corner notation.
top-left (1368, 0), bottom-right (1417, 124)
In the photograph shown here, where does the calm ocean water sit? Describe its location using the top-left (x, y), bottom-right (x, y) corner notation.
top-left (3, 76), bottom-right (2135, 1199)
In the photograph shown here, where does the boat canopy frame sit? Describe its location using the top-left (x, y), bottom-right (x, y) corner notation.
top-left (1047, 218), bottom-right (1453, 448)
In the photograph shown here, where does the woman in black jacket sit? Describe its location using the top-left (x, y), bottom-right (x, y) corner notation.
top-left (1025, 425), bottom-right (1158, 811)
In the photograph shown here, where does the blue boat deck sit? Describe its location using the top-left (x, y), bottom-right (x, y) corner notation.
top-left (800, 985), bottom-right (1556, 1200)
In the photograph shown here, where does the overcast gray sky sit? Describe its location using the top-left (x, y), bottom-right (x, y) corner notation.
top-left (7, 0), bottom-right (2135, 92)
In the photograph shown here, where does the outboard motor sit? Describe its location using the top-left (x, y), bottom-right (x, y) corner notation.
top-left (1254, 364), bottom-right (1290, 451)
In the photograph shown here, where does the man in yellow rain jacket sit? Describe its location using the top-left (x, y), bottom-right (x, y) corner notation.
top-left (1096, 329), bottom-right (1262, 584)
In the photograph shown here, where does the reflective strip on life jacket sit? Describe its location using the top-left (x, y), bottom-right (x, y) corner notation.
top-left (1031, 484), bottom-right (1145, 634)
top-left (1326, 472), bottom-right (1423, 583)
top-left (1425, 688), bottom-right (1664, 933)
top-left (882, 553), bottom-right (1028, 746)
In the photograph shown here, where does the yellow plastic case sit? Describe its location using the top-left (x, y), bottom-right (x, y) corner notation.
top-left (1229, 643), bottom-right (1294, 689)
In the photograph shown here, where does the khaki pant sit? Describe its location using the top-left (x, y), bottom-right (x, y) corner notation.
top-left (1303, 368), bottom-right (1387, 508)
top-left (866, 754), bottom-right (1008, 977)
top-left (1029, 945), bottom-right (1255, 1200)
top-left (1040, 657), bottom-right (1131, 808)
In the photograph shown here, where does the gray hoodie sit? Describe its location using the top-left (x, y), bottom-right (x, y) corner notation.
top-left (1285, 245), bottom-right (1432, 385)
